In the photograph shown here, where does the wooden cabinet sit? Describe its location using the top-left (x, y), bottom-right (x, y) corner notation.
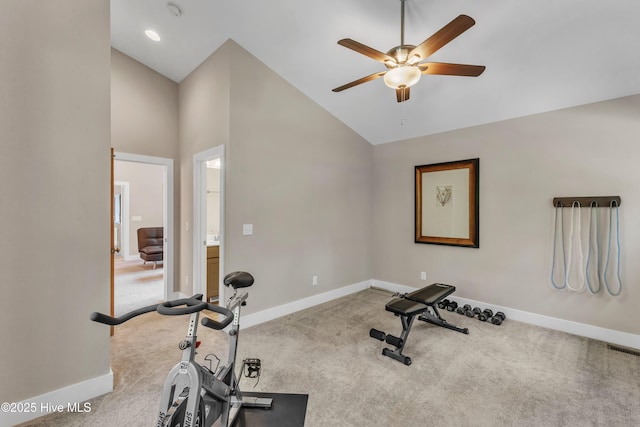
top-left (206, 246), bottom-right (220, 303)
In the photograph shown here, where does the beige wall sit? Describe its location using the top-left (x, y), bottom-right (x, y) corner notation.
top-left (111, 48), bottom-right (180, 287)
top-left (0, 0), bottom-right (111, 403)
top-left (373, 94), bottom-right (640, 334)
top-left (179, 40), bottom-right (373, 311)
top-left (226, 41), bottom-right (373, 311)
top-left (178, 41), bottom-right (231, 296)
top-left (111, 48), bottom-right (179, 159)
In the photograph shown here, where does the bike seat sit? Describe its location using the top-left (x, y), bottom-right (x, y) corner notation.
top-left (224, 271), bottom-right (254, 289)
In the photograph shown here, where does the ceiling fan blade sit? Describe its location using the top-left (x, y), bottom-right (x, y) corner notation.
top-left (420, 62), bottom-right (485, 77)
top-left (338, 39), bottom-right (396, 65)
top-left (332, 71), bottom-right (387, 92)
top-left (409, 15), bottom-right (476, 62)
top-left (396, 87), bottom-right (410, 103)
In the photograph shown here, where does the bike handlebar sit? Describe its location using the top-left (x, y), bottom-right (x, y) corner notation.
top-left (90, 303), bottom-right (159, 325)
top-left (156, 297), bottom-right (209, 316)
top-left (90, 294), bottom-right (234, 330)
top-left (200, 303), bottom-right (234, 329)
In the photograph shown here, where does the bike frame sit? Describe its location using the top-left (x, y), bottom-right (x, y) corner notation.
top-left (158, 291), bottom-right (270, 427)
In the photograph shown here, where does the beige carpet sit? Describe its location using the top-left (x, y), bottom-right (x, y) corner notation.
top-left (114, 257), bottom-right (164, 317)
top-left (18, 288), bottom-right (640, 426)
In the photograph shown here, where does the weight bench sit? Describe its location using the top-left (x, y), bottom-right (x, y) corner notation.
top-left (370, 283), bottom-right (469, 365)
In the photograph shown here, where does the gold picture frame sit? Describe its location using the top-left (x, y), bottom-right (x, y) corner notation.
top-left (415, 158), bottom-right (479, 247)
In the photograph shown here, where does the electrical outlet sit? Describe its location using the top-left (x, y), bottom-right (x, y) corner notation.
top-left (185, 275), bottom-right (189, 286)
top-left (243, 224), bottom-right (253, 235)
top-left (312, 275), bottom-right (318, 285)
top-left (420, 272), bottom-right (426, 280)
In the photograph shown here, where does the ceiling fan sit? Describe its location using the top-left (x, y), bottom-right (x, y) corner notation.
top-left (332, 0), bottom-right (485, 102)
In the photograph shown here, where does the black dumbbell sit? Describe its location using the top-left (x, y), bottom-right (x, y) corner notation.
top-left (478, 309), bottom-right (494, 322)
top-left (472, 307), bottom-right (482, 318)
top-left (456, 304), bottom-right (472, 316)
top-left (446, 301), bottom-right (458, 312)
top-left (437, 299), bottom-right (450, 309)
top-left (464, 305), bottom-right (475, 317)
top-left (491, 312), bottom-right (506, 325)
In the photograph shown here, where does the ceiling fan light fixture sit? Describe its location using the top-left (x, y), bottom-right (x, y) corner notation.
top-left (407, 54), bottom-right (422, 65)
top-left (383, 65), bottom-right (421, 89)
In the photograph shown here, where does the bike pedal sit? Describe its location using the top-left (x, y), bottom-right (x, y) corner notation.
top-left (243, 358), bottom-right (261, 378)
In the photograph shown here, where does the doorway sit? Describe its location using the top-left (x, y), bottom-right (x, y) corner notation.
top-left (112, 152), bottom-right (174, 316)
top-left (193, 146), bottom-right (225, 303)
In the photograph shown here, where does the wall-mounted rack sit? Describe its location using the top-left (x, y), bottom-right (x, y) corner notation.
top-left (552, 196), bottom-right (621, 208)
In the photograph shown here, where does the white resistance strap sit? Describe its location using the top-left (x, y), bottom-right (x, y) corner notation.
top-left (603, 200), bottom-right (623, 296)
top-left (550, 202), bottom-right (567, 290)
top-left (565, 201), bottom-right (585, 291)
top-left (584, 201), bottom-right (601, 294)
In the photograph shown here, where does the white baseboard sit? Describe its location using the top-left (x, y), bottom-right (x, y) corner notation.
top-left (241, 280), bottom-right (373, 329)
top-left (370, 280), bottom-right (415, 295)
top-left (372, 280), bottom-right (640, 350)
top-left (0, 369), bottom-right (113, 426)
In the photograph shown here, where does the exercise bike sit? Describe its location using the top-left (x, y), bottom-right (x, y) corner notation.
top-left (90, 271), bottom-right (272, 427)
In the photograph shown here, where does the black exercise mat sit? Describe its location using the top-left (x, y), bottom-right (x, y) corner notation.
top-left (232, 392), bottom-right (308, 427)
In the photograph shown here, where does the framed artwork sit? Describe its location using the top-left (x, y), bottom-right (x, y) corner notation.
top-left (415, 158), bottom-right (479, 247)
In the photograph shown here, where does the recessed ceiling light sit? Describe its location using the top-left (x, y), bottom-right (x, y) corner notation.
top-left (144, 29), bottom-right (161, 42)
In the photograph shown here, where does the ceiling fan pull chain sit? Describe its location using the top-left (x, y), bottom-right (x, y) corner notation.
top-left (550, 201), bottom-right (567, 290)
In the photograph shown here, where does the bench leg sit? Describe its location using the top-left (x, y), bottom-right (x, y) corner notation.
top-left (418, 306), bottom-right (469, 335)
top-left (381, 315), bottom-right (415, 366)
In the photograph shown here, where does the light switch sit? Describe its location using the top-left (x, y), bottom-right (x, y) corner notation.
top-left (243, 224), bottom-right (253, 235)
top-left (132, 216), bottom-right (142, 222)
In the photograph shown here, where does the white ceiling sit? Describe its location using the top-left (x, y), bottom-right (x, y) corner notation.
top-left (111, 0), bottom-right (640, 145)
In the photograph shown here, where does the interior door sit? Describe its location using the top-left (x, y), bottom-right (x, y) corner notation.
top-left (110, 148), bottom-right (117, 335)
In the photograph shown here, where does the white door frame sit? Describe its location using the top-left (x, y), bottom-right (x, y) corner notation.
top-left (114, 152), bottom-right (174, 301)
top-left (193, 145), bottom-right (225, 301)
